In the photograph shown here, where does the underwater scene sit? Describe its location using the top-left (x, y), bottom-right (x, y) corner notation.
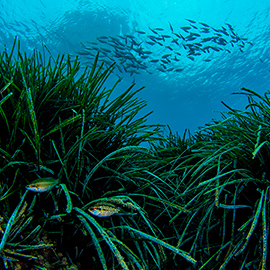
top-left (0, 0), bottom-right (270, 269)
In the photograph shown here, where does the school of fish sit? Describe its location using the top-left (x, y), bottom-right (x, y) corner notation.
top-left (75, 19), bottom-right (252, 77)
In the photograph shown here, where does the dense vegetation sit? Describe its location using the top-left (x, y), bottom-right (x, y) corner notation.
top-left (0, 38), bottom-right (269, 269)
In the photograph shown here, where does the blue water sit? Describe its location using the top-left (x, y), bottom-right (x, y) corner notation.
top-left (1, 0), bottom-right (269, 135)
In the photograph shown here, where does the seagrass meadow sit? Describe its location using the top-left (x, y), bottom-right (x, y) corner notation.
top-left (0, 38), bottom-right (269, 270)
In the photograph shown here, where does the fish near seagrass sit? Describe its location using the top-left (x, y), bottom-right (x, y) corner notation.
top-left (88, 204), bottom-right (121, 217)
top-left (25, 177), bottom-right (60, 192)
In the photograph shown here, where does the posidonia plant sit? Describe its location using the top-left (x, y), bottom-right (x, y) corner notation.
top-left (0, 38), bottom-right (197, 269)
top-left (150, 88), bottom-right (270, 270)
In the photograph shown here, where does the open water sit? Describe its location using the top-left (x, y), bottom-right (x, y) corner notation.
top-left (0, 0), bottom-right (269, 135)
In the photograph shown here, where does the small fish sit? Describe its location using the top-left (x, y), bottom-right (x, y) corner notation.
top-left (149, 27), bottom-right (158, 35)
top-left (171, 38), bottom-right (179, 45)
top-left (148, 36), bottom-right (158, 42)
top-left (140, 55), bottom-right (149, 59)
top-left (154, 28), bottom-right (164, 31)
top-left (199, 22), bottom-right (210, 27)
top-left (149, 59), bottom-right (159, 63)
top-left (161, 59), bottom-right (169, 64)
top-left (186, 36), bottom-right (197, 41)
top-left (190, 24), bottom-right (198, 29)
top-left (161, 34), bottom-right (171, 39)
top-left (181, 26), bottom-right (191, 31)
top-left (135, 30), bottom-right (146, 34)
top-left (25, 178), bottom-right (59, 192)
top-left (185, 18), bottom-right (196, 24)
top-left (162, 54), bottom-right (171, 58)
top-left (168, 22), bottom-right (174, 32)
top-left (201, 28), bottom-right (210, 33)
top-left (89, 204), bottom-right (120, 217)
